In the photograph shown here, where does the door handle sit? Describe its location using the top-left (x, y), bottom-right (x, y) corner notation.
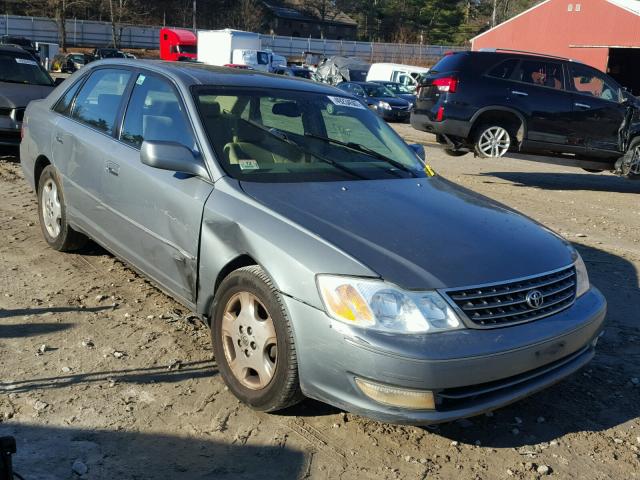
top-left (105, 161), bottom-right (120, 176)
top-left (574, 102), bottom-right (591, 109)
top-left (511, 90), bottom-right (528, 96)
top-left (55, 135), bottom-right (63, 144)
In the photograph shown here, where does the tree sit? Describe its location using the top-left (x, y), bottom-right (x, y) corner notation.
top-left (106, 0), bottom-right (146, 48)
top-left (302, 0), bottom-right (340, 38)
top-left (226, 0), bottom-right (264, 32)
top-left (26, 0), bottom-right (88, 51)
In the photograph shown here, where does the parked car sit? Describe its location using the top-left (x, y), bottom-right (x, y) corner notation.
top-left (91, 48), bottom-right (126, 60)
top-left (412, 50), bottom-right (640, 176)
top-left (337, 81), bottom-right (412, 121)
top-left (273, 66), bottom-right (313, 80)
top-left (0, 35), bottom-right (38, 61)
top-left (53, 52), bottom-right (89, 73)
top-left (0, 45), bottom-right (57, 146)
top-left (123, 52), bottom-right (137, 59)
top-left (21, 60), bottom-right (605, 425)
top-left (370, 80), bottom-right (417, 106)
top-left (366, 62), bottom-right (429, 91)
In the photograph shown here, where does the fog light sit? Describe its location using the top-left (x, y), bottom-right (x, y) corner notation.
top-left (355, 378), bottom-right (435, 410)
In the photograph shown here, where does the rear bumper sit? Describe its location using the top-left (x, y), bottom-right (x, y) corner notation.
top-left (284, 287), bottom-right (606, 425)
top-left (411, 111), bottom-right (470, 138)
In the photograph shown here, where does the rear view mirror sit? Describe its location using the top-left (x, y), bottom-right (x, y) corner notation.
top-left (409, 143), bottom-right (425, 161)
top-left (140, 141), bottom-right (208, 178)
top-left (272, 102), bottom-right (301, 117)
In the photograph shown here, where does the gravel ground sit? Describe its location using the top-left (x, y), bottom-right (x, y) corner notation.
top-left (1, 124), bottom-right (639, 479)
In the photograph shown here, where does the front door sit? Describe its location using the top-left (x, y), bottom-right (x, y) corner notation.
top-left (566, 63), bottom-right (626, 155)
top-left (101, 72), bottom-right (213, 305)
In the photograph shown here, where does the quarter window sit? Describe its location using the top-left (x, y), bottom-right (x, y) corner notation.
top-left (569, 64), bottom-right (619, 101)
top-left (515, 60), bottom-right (564, 89)
top-left (53, 79), bottom-right (83, 115)
top-left (120, 73), bottom-right (196, 151)
top-left (71, 69), bottom-right (131, 135)
top-left (487, 59), bottom-right (519, 79)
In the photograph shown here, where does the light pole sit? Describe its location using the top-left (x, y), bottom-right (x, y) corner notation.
top-left (192, 0), bottom-right (196, 32)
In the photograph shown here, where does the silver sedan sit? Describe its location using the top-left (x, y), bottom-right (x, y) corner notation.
top-left (20, 60), bottom-right (606, 424)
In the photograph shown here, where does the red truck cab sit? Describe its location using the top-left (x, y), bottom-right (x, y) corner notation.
top-left (159, 28), bottom-right (197, 61)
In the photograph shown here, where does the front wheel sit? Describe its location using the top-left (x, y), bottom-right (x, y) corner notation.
top-left (474, 124), bottom-right (512, 158)
top-left (37, 165), bottom-right (87, 251)
top-left (443, 148), bottom-right (468, 157)
top-left (211, 266), bottom-right (303, 412)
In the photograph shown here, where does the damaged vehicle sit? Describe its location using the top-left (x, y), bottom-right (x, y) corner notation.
top-left (0, 45), bottom-right (58, 147)
top-left (315, 55), bottom-right (370, 85)
top-left (21, 60), bottom-right (606, 424)
top-left (412, 49), bottom-right (640, 177)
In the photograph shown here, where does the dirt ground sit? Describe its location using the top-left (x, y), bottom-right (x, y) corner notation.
top-left (1, 124), bottom-right (639, 480)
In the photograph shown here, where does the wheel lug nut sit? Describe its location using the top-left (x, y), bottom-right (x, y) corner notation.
top-left (239, 326), bottom-right (243, 333)
top-left (250, 342), bottom-right (256, 350)
top-left (247, 327), bottom-right (252, 335)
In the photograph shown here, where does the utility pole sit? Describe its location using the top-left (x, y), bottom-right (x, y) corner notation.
top-left (192, 0), bottom-right (196, 31)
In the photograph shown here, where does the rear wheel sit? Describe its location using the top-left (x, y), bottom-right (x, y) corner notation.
top-left (37, 165), bottom-right (87, 251)
top-left (474, 124), bottom-right (512, 158)
top-left (211, 266), bottom-right (303, 412)
top-left (617, 137), bottom-right (640, 178)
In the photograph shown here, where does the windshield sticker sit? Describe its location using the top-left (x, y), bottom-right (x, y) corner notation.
top-left (239, 159), bottom-right (259, 170)
top-left (327, 96), bottom-right (366, 110)
top-left (136, 74), bottom-right (146, 85)
top-left (15, 58), bottom-right (38, 66)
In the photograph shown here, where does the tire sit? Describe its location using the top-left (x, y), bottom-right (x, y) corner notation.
top-left (474, 123), bottom-right (512, 158)
top-left (582, 168), bottom-right (605, 173)
top-left (37, 165), bottom-right (87, 251)
top-left (211, 265), bottom-right (303, 412)
top-left (443, 148), bottom-right (468, 157)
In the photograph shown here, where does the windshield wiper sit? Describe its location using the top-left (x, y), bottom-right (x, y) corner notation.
top-left (238, 118), bottom-right (367, 180)
top-left (304, 133), bottom-right (419, 177)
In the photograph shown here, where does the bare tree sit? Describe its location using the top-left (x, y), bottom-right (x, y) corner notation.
top-left (106, 0), bottom-right (146, 48)
top-left (227, 0), bottom-right (264, 32)
top-left (26, 0), bottom-right (88, 51)
top-left (302, 0), bottom-right (339, 38)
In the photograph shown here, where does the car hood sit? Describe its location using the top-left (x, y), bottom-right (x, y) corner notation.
top-left (0, 82), bottom-right (54, 109)
top-left (240, 177), bottom-right (574, 290)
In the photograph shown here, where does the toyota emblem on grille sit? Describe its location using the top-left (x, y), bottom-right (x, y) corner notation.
top-left (525, 290), bottom-right (544, 309)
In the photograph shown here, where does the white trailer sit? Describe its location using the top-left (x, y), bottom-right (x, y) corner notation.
top-left (366, 63), bottom-right (430, 91)
top-left (197, 29), bottom-right (270, 71)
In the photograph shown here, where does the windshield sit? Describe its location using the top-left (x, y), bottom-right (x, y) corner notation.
top-left (393, 83), bottom-right (413, 94)
top-left (0, 53), bottom-right (53, 86)
top-left (362, 84), bottom-right (395, 98)
top-left (193, 87), bottom-right (426, 183)
top-left (177, 44), bottom-right (197, 54)
top-left (100, 50), bottom-right (125, 58)
top-left (69, 54), bottom-right (85, 63)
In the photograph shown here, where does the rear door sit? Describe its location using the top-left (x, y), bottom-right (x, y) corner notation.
top-left (566, 63), bottom-right (626, 154)
top-left (506, 59), bottom-right (575, 149)
top-left (52, 68), bottom-right (133, 238)
top-left (101, 71), bottom-right (213, 304)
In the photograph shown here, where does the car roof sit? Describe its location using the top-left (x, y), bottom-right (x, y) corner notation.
top-left (87, 59), bottom-right (346, 95)
top-left (0, 45), bottom-right (31, 55)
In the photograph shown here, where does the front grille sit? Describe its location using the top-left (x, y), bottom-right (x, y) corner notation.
top-left (445, 266), bottom-right (576, 328)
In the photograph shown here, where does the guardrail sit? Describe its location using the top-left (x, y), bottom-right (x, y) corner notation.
top-left (0, 14), bottom-right (465, 63)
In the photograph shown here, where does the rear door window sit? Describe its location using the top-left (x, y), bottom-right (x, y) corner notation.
top-left (120, 73), bottom-right (197, 151)
top-left (515, 60), bottom-right (564, 90)
top-left (71, 68), bottom-right (131, 135)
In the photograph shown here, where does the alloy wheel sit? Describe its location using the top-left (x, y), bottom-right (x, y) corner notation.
top-left (41, 178), bottom-right (62, 238)
top-left (478, 126), bottom-right (511, 158)
top-left (221, 291), bottom-right (278, 390)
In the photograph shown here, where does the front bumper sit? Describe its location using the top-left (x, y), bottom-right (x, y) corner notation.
top-left (0, 115), bottom-right (22, 146)
top-left (284, 287), bottom-right (606, 425)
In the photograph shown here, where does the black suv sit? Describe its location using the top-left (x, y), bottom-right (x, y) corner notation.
top-left (411, 50), bottom-right (640, 175)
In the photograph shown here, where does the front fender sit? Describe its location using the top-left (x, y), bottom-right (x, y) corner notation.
top-left (196, 177), bottom-right (377, 316)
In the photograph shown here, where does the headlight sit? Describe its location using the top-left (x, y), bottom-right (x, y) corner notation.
top-left (316, 275), bottom-right (463, 334)
top-left (378, 101), bottom-right (392, 111)
top-left (574, 253), bottom-right (590, 298)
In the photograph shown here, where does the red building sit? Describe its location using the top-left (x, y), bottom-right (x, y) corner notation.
top-left (471, 0), bottom-right (640, 93)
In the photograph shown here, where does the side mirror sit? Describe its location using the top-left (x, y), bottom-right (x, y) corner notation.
top-left (141, 141), bottom-right (208, 178)
top-left (54, 77), bottom-right (65, 86)
top-left (409, 143), bottom-right (425, 161)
